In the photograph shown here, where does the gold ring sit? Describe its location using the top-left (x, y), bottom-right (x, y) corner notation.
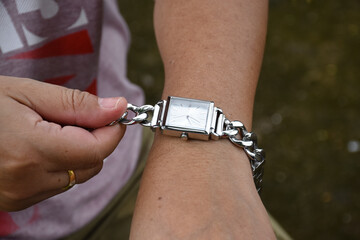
top-left (63, 170), bottom-right (76, 190)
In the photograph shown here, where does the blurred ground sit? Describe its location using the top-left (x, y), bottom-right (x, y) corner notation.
top-left (118, 0), bottom-right (360, 239)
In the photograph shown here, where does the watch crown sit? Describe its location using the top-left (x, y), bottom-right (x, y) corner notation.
top-left (180, 132), bottom-right (188, 141)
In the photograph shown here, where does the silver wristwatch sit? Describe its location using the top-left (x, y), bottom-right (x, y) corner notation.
top-left (112, 96), bottom-right (265, 192)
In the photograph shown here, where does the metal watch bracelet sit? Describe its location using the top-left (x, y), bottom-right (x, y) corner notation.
top-left (111, 100), bottom-right (265, 193)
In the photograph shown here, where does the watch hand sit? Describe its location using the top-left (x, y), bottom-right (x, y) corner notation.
top-left (172, 115), bottom-right (186, 119)
top-left (186, 115), bottom-right (191, 125)
top-left (188, 116), bottom-right (200, 124)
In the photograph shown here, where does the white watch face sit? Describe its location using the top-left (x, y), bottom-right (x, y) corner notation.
top-left (165, 97), bottom-right (211, 131)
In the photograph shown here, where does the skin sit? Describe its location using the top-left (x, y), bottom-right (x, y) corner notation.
top-left (1, 0), bottom-right (275, 238)
top-left (130, 0), bottom-right (276, 239)
top-left (0, 76), bottom-right (127, 211)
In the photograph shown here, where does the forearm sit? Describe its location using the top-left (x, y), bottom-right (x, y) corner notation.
top-left (154, 0), bottom-right (268, 126)
top-left (130, 0), bottom-right (274, 239)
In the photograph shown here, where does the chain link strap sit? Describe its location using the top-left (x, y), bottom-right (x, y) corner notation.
top-left (223, 120), bottom-right (265, 192)
top-left (110, 103), bottom-right (154, 127)
top-left (112, 103), bottom-right (264, 192)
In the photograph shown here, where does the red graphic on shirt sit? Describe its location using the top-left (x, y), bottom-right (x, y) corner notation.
top-left (44, 75), bottom-right (97, 94)
top-left (15, 30), bottom-right (98, 95)
top-left (0, 212), bottom-right (19, 236)
top-left (28, 206), bottom-right (40, 224)
top-left (0, 206), bottom-right (40, 236)
top-left (86, 79), bottom-right (97, 95)
top-left (10, 30), bottom-right (93, 59)
top-left (44, 74), bottom-right (75, 85)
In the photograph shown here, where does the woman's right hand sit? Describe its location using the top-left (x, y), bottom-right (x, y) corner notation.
top-left (0, 76), bottom-right (127, 211)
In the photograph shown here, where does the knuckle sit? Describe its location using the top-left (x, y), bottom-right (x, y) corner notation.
top-left (72, 89), bottom-right (90, 109)
top-left (93, 161), bottom-right (103, 176)
top-left (75, 176), bottom-right (85, 184)
top-left (88, 162), bottom-right (103, 179)
top-left (76, 162), bottom-right (103, 184)
top-left (6, 155), bottom-right (39, 178)
top-left (85, 153), bottom-right (100, 170)
top-left (62, 89), bottom-right (91, 122)
top-left (3, 159), bottom-right (31, 180)
top-left (1, 158), bottom-right (40, 202)
top-left (88, 147), bottom-right (104, 168)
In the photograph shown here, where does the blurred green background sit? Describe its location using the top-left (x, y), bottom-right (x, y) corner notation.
top-left (118, 0), bottom-right (360, 239)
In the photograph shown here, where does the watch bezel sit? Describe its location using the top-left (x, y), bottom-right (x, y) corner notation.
top-left (161, 96), bottom-right (215, 140)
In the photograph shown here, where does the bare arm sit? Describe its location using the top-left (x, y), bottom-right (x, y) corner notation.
top-left (130, 0), bottom-right (275, 239)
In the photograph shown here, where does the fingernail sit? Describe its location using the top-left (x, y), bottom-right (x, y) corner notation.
top-left (98, 97), bottom-right (122, 109)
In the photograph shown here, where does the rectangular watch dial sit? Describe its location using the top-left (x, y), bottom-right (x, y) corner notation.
top-left (163, 96), bottom-right (214, 139)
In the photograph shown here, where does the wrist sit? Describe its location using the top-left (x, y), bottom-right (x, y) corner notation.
top-left (117, 96), bottom-right (264, 192)
top-left (149, 133), bottom-right (255, 190)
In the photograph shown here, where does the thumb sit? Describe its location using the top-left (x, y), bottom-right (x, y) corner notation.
top-left (9, 77), bottom-right (127, 128)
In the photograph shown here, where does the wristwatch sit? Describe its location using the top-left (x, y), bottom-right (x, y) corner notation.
top-left (111, 96), bottom-right (265, 192)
